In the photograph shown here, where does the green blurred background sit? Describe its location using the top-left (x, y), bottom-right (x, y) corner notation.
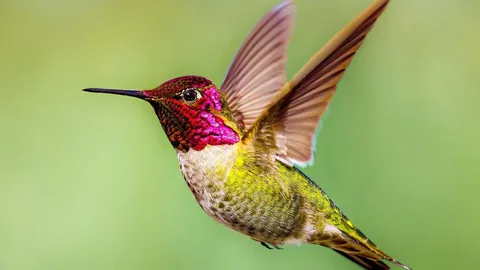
top-left (1, 0), bottom-right (479, 269)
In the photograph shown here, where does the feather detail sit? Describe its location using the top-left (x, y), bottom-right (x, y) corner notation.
top-left (221, 0), bottom-right (295, 130)
top-left (333, 249), bottom-right (390, 270)
top-left (244, 0), bottom-right (390, 166)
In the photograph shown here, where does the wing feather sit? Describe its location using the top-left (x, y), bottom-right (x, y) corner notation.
top-left (244, 0), bottom-right (390, 166)
top-left (221, 0), bottom-right (295, 130)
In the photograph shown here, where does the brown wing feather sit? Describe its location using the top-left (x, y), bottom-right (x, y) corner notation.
top-left (221, 0), bottom-right (295, 130)
top-left (244, 0), bottom-right (390, 166)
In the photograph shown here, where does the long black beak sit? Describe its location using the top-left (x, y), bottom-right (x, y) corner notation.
top-left (83, 88), bottom-right (147, 99)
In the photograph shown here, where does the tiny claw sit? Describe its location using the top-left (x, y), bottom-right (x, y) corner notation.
top-left (273, 245), bottom-right (283, 250)
top-left (261, 242), bottom-right (273, 250)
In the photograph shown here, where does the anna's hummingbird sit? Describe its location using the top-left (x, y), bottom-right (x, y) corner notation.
top-left (85, 0), bottom-right (411, 269)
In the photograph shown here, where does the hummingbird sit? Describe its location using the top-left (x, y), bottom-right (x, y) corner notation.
top-left (84, 0), bottom-right (411, 269)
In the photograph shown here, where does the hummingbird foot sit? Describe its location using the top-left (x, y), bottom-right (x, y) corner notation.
top-left (260, 242), bottom-right (283, 250)
top-left (260, 242), bottom-right (273, 250)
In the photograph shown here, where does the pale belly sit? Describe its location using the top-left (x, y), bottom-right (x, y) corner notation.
top-left (176, 145), bottom-right (321, 245)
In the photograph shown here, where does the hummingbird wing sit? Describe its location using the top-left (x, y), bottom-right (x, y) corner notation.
top-left (221, 0), bottom-right (295, 130)
top-left (244, 0), bottom-right (390, 166)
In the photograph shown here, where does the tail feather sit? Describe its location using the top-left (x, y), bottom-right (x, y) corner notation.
top-left (334, 249), bottom-right (390, 270)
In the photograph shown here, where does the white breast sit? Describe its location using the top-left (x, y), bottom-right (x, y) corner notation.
top-left (176, 145), bottom-right (238, 219)
top-left (177, 145), bottom-right (237, 184)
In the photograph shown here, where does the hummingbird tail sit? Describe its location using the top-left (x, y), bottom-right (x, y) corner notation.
top-left (310, 225), bottom-right (412, 269)
top-left (333, 249), bottom-right (390, 269)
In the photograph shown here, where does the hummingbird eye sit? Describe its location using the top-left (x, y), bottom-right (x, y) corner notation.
top-left (182, 88), bottom-right (201, 103)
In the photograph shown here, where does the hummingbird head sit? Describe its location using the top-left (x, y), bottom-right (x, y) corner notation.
top-left (84, 76), bottom-right (241, 152)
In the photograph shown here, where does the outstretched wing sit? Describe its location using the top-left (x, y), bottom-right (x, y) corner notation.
top-left (221, 0), bottom-right (295, 130)
top-left (244, 0), bottom-right (390, 166)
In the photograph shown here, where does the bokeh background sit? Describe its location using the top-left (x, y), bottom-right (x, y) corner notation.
top-left (1, 0), bottom-right (479, 269)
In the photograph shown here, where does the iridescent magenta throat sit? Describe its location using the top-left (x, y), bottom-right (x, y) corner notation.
top-left (183, 87), bottom-right (239, 151)
top-left (152, 84), bottom-right (240, 151)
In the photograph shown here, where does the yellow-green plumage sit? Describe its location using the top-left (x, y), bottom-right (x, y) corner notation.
top-left (178, 142), bottom-right (391, 261)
